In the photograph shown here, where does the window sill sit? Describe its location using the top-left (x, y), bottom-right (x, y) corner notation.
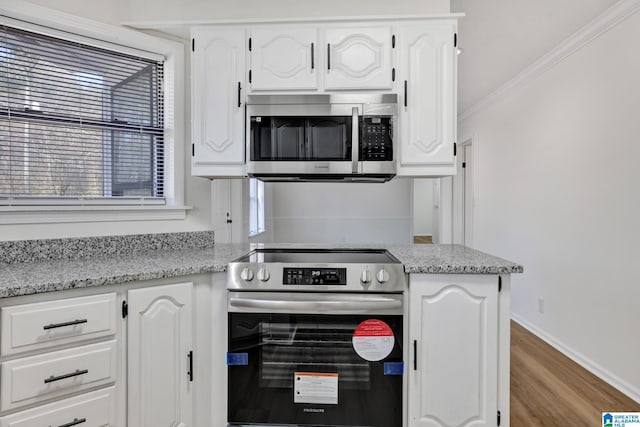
top-left (249, 230), bottom-right (266, 238)
top-left (0, 205), bottom-right (192, 224)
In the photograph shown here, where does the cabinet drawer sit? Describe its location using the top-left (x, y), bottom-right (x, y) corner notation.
top-left (0, 340), bottom-right (117, 412)
top-left (1, 294), bottom-right (117, 356)
top-left (0, 386), bottom-right (116, 427)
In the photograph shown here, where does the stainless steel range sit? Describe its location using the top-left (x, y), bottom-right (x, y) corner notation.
top-left (226, 248), bottom-right (407, 427)
top-left (228, 248), bottom-right (405, 293)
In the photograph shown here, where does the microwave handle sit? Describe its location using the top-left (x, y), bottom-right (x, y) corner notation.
top-left (352, 107), bottom-right (359, 174)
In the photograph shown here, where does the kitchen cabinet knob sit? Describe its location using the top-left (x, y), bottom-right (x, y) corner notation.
top-left (360, 269), bottom-right (371, 284)
top-left (240, 268), bottom-right (254, 282)
top-left (258, 267), bottom-right (270, 282)
top-left (376, 269), bottom-right (390, 284)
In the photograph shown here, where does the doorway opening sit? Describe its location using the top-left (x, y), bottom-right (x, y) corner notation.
top-left (453, 139), bottom-right (474, 246)
top-left (413, 178), bottom-right (435, 244)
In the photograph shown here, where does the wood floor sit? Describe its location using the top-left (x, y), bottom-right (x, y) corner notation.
top-left (413, 235), bottom-right (433, 244)
top-left (511, 321), bottom-right (639, 426)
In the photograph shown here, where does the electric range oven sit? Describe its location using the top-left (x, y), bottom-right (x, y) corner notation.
top-left (226, 248), bottom-right (406, 427)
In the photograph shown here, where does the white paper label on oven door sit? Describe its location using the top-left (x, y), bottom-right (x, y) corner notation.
top-left (294, 372), bottom-right (338, 405)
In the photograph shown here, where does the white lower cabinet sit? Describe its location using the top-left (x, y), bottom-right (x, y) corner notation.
top-left (0, 341), bottom-right (117, 412)
top-left (127, 282), bottom-right (193, 427)
top-left (0, 279), bottom-right (200, 427)
top-left (0, 293), bottom-right (117, 357)
top-left (408, 274), bottom-right (500, 427)
top-left (0, 387), bottom-right (116, 427)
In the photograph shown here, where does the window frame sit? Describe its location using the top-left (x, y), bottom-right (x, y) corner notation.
top-left (248, 178), bottom-right (265, 237)
top-left (0, 2), bottom-right (188, 224)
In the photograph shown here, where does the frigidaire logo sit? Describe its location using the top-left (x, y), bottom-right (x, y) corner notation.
top-left (303, 408), bottom-right (325, 413)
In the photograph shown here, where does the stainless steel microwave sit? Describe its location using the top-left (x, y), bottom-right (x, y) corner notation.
top-left (246, 94), bottom-right (397, 182)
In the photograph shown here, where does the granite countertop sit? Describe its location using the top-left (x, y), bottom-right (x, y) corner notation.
top-left (0, 232), bottom-right (522, 299)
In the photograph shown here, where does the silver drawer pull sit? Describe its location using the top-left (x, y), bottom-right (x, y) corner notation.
top-left (44, 369), bottom-right (88, 384)
top-left (43, 319), bottom-right (88, 330)
top-left (51, 418), bottom-right (87, 427)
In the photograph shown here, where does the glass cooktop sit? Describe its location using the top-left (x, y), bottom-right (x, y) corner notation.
top-left (234, 248), bottom-right (400, 264)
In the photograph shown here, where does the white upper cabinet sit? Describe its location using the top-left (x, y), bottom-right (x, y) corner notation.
top-left (249, 25), bottom-right (394, 92)
top-left (190, 18), bottom-right (459, 178)
top-left (191, 28), bottom-right (247, 177)
top-left (324, 26), bottom-right (393, 90)
top-left (250, 28), bottom-right (318, 91)
top-left (397, 21), bottom-right (457, 176)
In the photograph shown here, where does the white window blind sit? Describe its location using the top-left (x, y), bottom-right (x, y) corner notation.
top-left (0, 24), bottom-right (165, 204)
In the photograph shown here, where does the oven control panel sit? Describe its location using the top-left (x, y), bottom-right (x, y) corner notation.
top-left (228, 265), bottom-right (405, 292)
top-left (283, 268), bottom-right (347, 286)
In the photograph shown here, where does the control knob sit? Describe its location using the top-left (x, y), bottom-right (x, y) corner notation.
top-left (257, 267), bottom-right (270, 282)
top-left (376, 269), bottom-right (390, 284)
top-left (240, 267), bottom-right (254, 282)
top-left (360, 269), bottom-right (372, 285)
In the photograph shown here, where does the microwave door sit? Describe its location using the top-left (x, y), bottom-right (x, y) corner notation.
top-left (307, 117), bottom-right (352, 161)
top-left (272, 117), bottom-right (305, 159)
top-left (251, 117), bottom-right (305, 161)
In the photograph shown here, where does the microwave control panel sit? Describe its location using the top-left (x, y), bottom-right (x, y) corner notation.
top-left (360, 117), bottom-right (393, 161)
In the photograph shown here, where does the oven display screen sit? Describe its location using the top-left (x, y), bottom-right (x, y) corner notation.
top-left (283, 268), bottom-right (347, 285)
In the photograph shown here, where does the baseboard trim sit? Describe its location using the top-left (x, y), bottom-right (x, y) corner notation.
top-left (511, 313), bottom-right (640, 404)
top-left (459, 0), bottom-right (640, 122)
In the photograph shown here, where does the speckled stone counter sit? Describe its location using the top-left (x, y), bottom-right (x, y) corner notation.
top-left (387, 244), bottom-right (523, 274)
top-left (0, 232), bottom-right (249, 299)
top-left (0, 233), bottom-right (521, 299)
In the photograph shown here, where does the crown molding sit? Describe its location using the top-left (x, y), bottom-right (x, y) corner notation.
top-left (458, 0), bottom-right (640, 123)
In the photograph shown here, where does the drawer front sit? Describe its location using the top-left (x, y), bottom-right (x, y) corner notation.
top-left (0, 386), bottom-right (116, 427)
top-left (1, 341), bottom-right (117, 412)
top-left (1, 294), bottom-right (117, 356)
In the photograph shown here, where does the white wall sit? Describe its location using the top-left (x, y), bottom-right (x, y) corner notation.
top-left (458, 8), bottom-right (640, 401)
top-left (0, 0), bottom-right (213, 241)
top-left (269, 179), bottom-right (413, 244)
top-left (23, 0), bottom-right (129, 25)
top-left (413, 179), bottom-right (434, 236)
top-left (126, 0), bottom-right (449, 23)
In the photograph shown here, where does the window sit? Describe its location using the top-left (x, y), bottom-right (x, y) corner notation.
top-left (249, 178), bottom-right (265, 236)
top-left (0, 23), bottom-right (165, 204)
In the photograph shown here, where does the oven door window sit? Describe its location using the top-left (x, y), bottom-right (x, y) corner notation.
top-left (227, 313), bottom-right (402, 427)
top-left (250, 116), bottom-right (352, 161)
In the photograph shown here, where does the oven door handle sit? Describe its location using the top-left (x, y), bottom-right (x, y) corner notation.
top-left (228, 297), bottom-right (401, 313)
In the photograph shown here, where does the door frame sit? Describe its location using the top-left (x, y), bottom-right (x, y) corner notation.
top-left (452, 137), bottom-right (473, 245)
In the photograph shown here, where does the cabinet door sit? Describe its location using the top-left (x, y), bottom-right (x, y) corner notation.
top-left (408, 275), bottom-right (498, 427)
top-left (324, 26), bottom-right (393, 90)
top-left (397, 22), bottom-right (457, 176)
top-left (250, 28), bottom-right (317, 90)
top-left (128, 283), bottom-right (193, 427)
top-left (191, 28), bottom-right (246, 176)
